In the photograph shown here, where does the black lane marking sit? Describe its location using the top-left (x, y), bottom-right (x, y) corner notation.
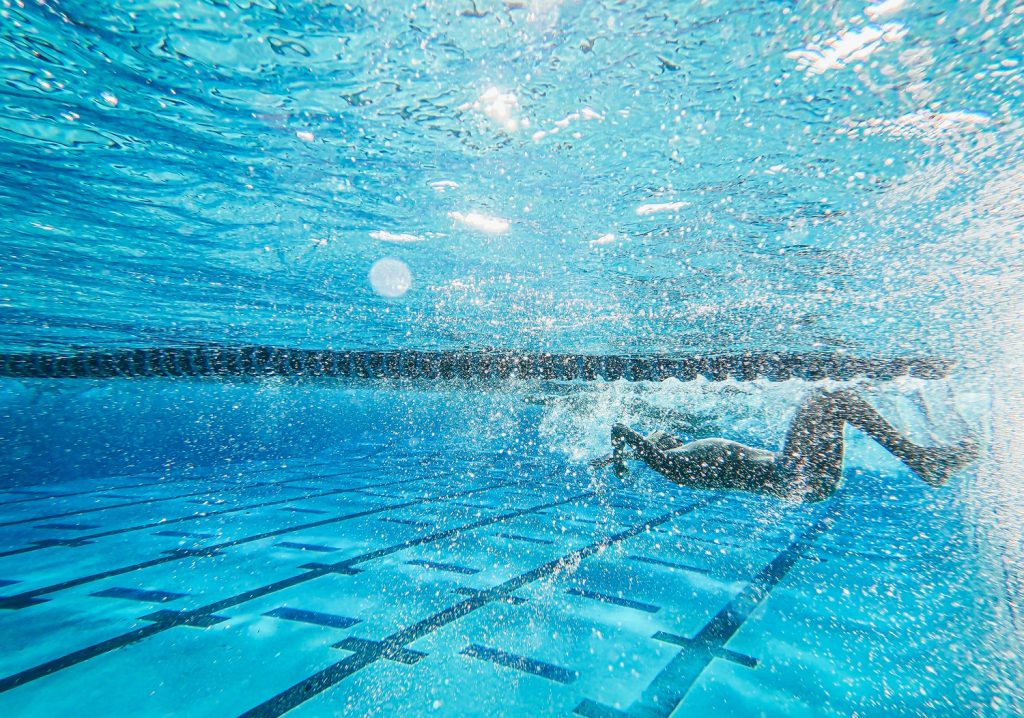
top-left (627, 555), bottom-right (710, 574)
top-left (495, 533), bottom-right (554, 546)
top-left (0, 483), bottom-right (577, 693)
top-left (0, 487), bottom-right (229, 528)
top-left (0, 476), bottom-right (487, 610)
top-left (0, 473), bottom-right (426, 559)
top-left (0, 580), bottom-right (18, 588)
top-left (33, 523), bottom-right (99, 532)
top-left (453, 587), bottom-right (526, 605)
top-left (460, 643), bottom-right (578, 684)
top-left (263, 607), bottom-right (359, 630)
top-left (280, 507), bottom-right (329, 515)
top-left (407, 560), bottom-right (479, 575)
top-left (0, 460), bottom-right (342, 510)
top-left (651, 632), bottom-right (758, 668)
top-left (154, 530), bottom-right (214, 539)
top-left (574, 502), bottom-right (842, 718)
top-left (334, 637), bottom-right (426, 665)
top-left (236, 496), bottom-right (721, 718)
top-left (276, 542), bottom-right (339, 553)
top-left (380, 518), bottom-right (432, 528)
top-left (565, 587), bottom-right (660, 614)
top-left (91, 587), bottom-right (186, 603)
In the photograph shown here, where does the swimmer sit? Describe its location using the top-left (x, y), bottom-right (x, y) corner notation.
top-left (592, 390), bottom-right (978, 502)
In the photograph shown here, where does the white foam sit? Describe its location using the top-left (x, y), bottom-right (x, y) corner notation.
top-left (589, 233), bottom-right (618, 247)
top-left (842, 110), bottom-right (991, 142)
top-left (532, 107), bottom-right (604, 142)
top-left (429, 180), bottom-right (459, 192)
top-left (448, 211), bottom-right (510, 234)
top-left (460, 86), bottom-right (527, 133)
top-left (786, 23), bottom-right (906, 74)
top-left (636, 201), bottom-right (687, 216)
top-left (865, 0), bottom-right (907, 21)
top-left (370, 230), bottom-right (425, 244)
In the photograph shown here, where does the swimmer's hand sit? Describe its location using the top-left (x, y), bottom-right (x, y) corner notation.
top-left (589, 454), bottom-right (616, 469)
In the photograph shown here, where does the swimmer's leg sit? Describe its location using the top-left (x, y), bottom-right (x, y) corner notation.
top-left (780, 390), bottom-right (977, 495)
top-left (776, 392), bottom-right (848, 500)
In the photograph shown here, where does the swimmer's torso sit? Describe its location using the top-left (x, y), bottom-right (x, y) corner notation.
top-left (663, 439), bottom-right (781, 494)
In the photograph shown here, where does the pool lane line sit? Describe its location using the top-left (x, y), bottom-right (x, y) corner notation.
top-left (0, 459), bottom-right (348, 509)
top-left (237, 494), bottom-right (723, 718)
top-left (0, 481), bottom-right (288, 529)
top-left (0, 346), bottom-right (953, 383)
top-left (0, 463), bottom-right (387, 528)
top-left (0, 480), bottom-right (586, 693)
top-left (0, 470), bottom-right (421, 560)
top-left (573, 501), bottom-right (844, 718)
top-left (0, 471), bottom-right (518, 609)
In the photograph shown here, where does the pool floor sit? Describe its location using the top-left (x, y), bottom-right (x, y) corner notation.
top-left (0, 450), bottom-right (1011, 716)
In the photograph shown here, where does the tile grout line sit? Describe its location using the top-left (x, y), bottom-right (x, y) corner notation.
top-left (573, 500), bottom-right (844, 718)
top-left (0, 476), bottom-right (582, 692)
top-left (236, 495), bottom-right (723, 718)
top-left (0, 470), bottom-right (444, 559)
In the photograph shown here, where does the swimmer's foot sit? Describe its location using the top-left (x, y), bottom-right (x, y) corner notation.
top-left (908, 439), bottom-right (980, 486)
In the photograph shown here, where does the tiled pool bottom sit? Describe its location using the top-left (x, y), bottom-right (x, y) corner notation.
top-left (0, 453), bottom-right (1010, 717)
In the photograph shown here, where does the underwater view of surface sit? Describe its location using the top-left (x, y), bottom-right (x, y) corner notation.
top-left (0, 0), bottom-right (1022, 716)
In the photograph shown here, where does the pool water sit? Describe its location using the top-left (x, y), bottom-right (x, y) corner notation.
top-left (0, 380), bottom-right (1019, 716)
top-left (1, 0), bottom-right (1023, 715)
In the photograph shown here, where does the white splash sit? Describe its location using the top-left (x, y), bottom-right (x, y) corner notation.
top-left (460, 87), bottom-right (527, 133)
top-left (787, 23), bottom-right (907, 74)
top-left (429, 180), bottom-right (459, 192)
top-left (636, 201), bottom-right (687, 216)
top-left (532, 107), bottom-right (604, 142)
top-left (589, 233), bottom-right (618, 247)
top-left (865, 0), bottom-right (908, 21)
top-left (368, 258), bottom-right (412, 298)
top-left (448, 211), bottom-right (511, 234)
top-left (841, 110), bottom-right (991, 142)
top-left (295, 130), bottom-right (315, 142)
top-left (370, 230), bottom-right (425, 244)
top-left (100, 91), bottom-right (118, 107)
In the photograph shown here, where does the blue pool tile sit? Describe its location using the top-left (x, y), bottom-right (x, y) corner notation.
top-left (460, 643), bottom-right (579, 684)
top-left (263, 607), bottom-right (360, 629)
top-left (565, 587), bottom-right (661, 613)
top-left (91, 587), bottom-right (187, 603)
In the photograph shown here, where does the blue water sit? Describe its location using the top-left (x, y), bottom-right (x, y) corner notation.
top-left (1, 0), bottom-right (1023, 716)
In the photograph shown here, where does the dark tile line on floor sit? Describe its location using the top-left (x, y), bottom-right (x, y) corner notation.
top-left (0, 472), bottom-right (428, 560)
top-left (0, 460), bottom-right (349, 510)
top-left (0, 478), bottom-right (576, 693)
top-left (0, 475), bottom-right (503, 610)
top-left (573, 501), bottom-right (843, 718)
top-left (236, 495), bottom-right (723, 718)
